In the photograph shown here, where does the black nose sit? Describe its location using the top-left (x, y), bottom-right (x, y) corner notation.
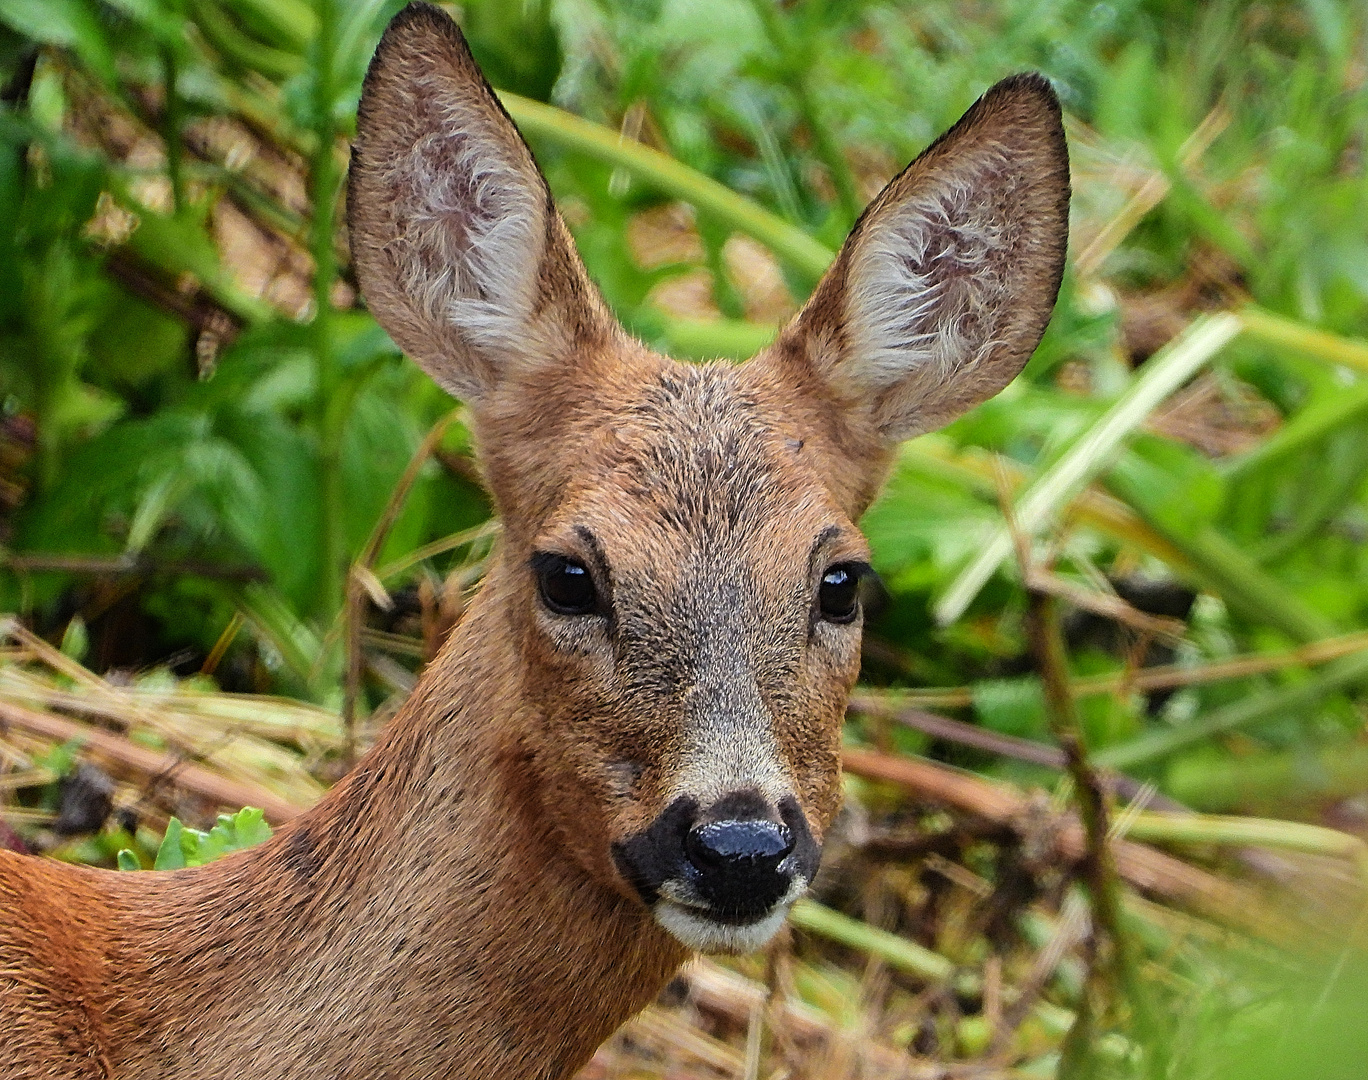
top-left (685, 819), bottom-right (795, 920)
top-left (685, 820), bottom-right (793, 872)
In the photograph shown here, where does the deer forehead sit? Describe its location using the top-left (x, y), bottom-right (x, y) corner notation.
top-left (536, 362), bottom-right (859, 568)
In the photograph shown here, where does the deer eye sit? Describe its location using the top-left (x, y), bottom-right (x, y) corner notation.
top-left (533, 553), bottom-right (599, 616)
top-left (818, 563), bottom-right (865, 623)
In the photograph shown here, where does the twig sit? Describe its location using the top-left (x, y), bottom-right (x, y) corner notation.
top-left (0, 698), bottom-right (301, 823)
top-left (848, 699), bottom-right (1187, 809)
top-left (838, 747), bottom-right (1290, 943)
top-left (1032, 589), bottom-right (1160, 1073)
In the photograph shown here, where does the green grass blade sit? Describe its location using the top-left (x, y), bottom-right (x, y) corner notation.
top-left (1095, 647), bottom-right (1368, 769)
top-left (1239, 306), bottom-right (1368, 375)
top-left (498, 91), bottom-right (835, 284)
top-left (934, 313), bottom-right (1243, 626)
top-left (790, 898), bottom-right (954, 982)
top-left (1121, 811), bottom-right (1367, 866)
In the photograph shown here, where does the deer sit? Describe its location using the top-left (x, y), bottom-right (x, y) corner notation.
top-left (0, 4), bottom-right (1068, 1077)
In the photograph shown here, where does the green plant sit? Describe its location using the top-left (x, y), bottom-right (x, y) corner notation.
top-left (116, 805), bottom-right (272, 870)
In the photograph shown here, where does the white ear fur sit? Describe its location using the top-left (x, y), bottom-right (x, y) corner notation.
top-left (784, 74), bottom-right (1069, 445)
top-left (349, 4), bottom-right (611, 403)
top-left (391, 99), bottom-right (546, 384)
top-left (846, 168), bottom-right (1013, 397)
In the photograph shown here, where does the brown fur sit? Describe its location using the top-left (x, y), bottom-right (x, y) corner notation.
top-left (0, 4), bottom-right (1069, 1076)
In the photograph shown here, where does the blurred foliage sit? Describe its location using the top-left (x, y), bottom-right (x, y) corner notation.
top-left (0, 0), bottom-right (1366, 1075)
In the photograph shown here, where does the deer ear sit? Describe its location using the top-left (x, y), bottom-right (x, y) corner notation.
top-left (347, 3), bottom-right (616, 404)
top-left (764, 73), bottom-right (1069, 458)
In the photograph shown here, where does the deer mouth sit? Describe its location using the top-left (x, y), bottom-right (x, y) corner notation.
top-left (612, 792), bottom-right (821, 953)
top-left (652, 883), bottom-right (807, 953)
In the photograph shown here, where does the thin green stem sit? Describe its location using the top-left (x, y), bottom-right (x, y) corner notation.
top-left (696, 215), bottom-right (746, 320)
top-left (159, 45), bottom-right (185, 215)
top-left (1240, 305), bottom-right (1368, 375)
top-left (310, 0), bottom-right (343, 628)
top-left (1121, 811), bottom-right (1368, 868)
top-left (789, 898), bottom-right (953, 983)
top-left (745, 0), bottom-right (861, 225)
top-left (498, 91), bottom-right (835, 284)
top-left (790, 898), bottom-right (1078, 1043)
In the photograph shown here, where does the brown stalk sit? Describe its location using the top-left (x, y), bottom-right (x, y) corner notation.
top-left (838, 747), bottom-right (1291, 939)
top-left (847, 699), bottom-right (1187, 810)
top-left (0, 698), bottom-right (301, 824)
top-left (1001, 463), bottom-right (1163, 1077)
top-left (858, 628), bottom-right (1368, 711)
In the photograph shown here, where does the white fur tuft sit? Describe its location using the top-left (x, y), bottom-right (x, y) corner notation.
top-left (380, 76), bottom-right (546, 386)
top-left (844, 151), bottom-right (1017, 400)
top-left (653, 876), bottom-right (808, 953)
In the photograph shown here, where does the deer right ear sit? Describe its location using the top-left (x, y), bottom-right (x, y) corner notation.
top-left (756, 73), bottom-right (1069, 513)
top-left (347, 3), bottom-right (616, 404)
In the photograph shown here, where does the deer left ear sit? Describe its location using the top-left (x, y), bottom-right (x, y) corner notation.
top-left (756, 73), bottom-right (1068, 500)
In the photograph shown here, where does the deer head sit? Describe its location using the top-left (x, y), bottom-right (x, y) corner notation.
top-left (348, 2), bottom-right (1068, 954)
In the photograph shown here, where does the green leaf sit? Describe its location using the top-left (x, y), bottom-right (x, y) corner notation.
top-left (116, 849), bottom-right (142, 871)
top-left (972, 677), bottom-right (1048, 741)
top-left (58, 615), bottom-right (88, 662)
top-left (195, 807), bottom-right (273, 864)
top-left (141, 809), bottom-right (273, 872)
top-left (36, 738), bottom-right (84, 779)
top-left (228, 806), bottom-right (273, 848)
top-left (153, 817), bottom-right (190, 870)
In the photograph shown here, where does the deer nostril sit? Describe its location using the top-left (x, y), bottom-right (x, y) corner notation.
top-left (685, 819), bottom-right (794, 875)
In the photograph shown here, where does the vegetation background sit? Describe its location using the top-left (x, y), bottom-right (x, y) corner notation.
top-left (0, 0), bottom-right (1367, 1076)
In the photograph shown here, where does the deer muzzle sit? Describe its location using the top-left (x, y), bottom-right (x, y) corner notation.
top-left (612, 789), bottom-right (820, 952)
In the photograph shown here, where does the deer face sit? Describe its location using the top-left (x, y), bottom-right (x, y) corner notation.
top-left (501, 361), bottom-right (867, 951)
top-left (349, 3), bottom-right (1069, 952)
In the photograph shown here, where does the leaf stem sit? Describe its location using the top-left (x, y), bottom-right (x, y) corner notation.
top-left (159, 45), bottom-right (185, 215)
top-left (310, 0), bottom-right (343, 628)
top-left (498, 91), bottom-right (835, 284)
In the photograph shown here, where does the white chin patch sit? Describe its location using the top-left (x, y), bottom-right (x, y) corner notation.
top-left (654, 900), bottom-right (792, 954)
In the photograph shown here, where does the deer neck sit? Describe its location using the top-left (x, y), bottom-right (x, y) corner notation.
top-left (112, 577), bottom-right (687, 1080)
